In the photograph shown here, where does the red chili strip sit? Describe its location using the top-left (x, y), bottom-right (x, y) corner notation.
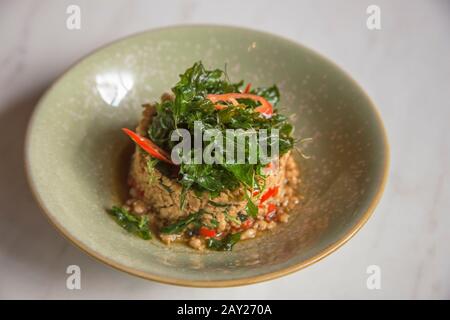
top-left (122, 128), bottom-right (173, 164)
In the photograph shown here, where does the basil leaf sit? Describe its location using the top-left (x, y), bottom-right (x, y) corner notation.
top-left (206, 232), bottom-right (241, 251)
top-left (108, 206), bottom-right (151, 240)
top-left (161, 210), bottom-right (204, 234)
top-left (251, 85), bottom-right (280, 106)
top-left (222, 164), bottom-right (255, 188)
top-left (245, 193), bottom-right (258, 218)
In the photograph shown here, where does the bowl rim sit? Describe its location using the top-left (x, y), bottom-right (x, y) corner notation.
top-left (24, 24), bottom-right (390, 288)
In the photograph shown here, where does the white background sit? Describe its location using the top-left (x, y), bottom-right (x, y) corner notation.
top-left (0, 0), bottom-right (449, 299)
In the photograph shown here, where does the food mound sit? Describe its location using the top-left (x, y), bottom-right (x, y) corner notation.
top-left (109, 62), bottom-right (300, 251)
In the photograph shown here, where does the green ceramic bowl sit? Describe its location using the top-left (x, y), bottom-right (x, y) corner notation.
top-left (25, 25), bottom-right (389, 287)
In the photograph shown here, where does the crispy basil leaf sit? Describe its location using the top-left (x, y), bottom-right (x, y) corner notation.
top-left (245, 193), bottom-right (258, 218)
top-left (161, 210), bottom-right (205, 234)
top-left (206, 232), bottom-right (241, 251)
top-left (108, 206), bottom-right (151, 240)
top-left (145, 61), bottom-right (295, 200)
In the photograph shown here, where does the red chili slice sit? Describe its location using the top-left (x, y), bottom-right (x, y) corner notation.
top-left (259, 186), bottom-right (279, 205)
top-left (122, 128), bottom-right (173, 164)
top-left (199, 226), bottom-right (217, 238)
top-left (241, 219), bottom-right (253, 230)
top-left (207, 93), bottom-right (273, 117)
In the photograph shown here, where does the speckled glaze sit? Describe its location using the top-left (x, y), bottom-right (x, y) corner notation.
top-left (25, 25), bottom-right (388, 287)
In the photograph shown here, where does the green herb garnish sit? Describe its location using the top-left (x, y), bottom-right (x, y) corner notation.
top-left (245, 193), bottom-right (258, 218)
top-left (206, 232), bottom-right (241, 251)
top-left (224, 212), bottom-right (242, 225)
top-left (160, 209), bottom-right (205, 234)
top-left (108, 206), bottom-right (151, 240)
top-left (209, 218), bottom-right (219, 228)
top-left (148, 62), bottom-right (295, 203)
top-left (146, 159), bottom-right (158, 184)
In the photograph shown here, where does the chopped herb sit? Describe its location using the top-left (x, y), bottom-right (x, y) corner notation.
top-left (250, 85), bottom-right (280, 106)
top-left (108, 206), bottom-right (151, 240)
top-left (206, 232), bottom-right (241, 251)
top-left (223, 232), bottom-right (241, 250)
top-left (146, 159), bottom-right (158, 184)
top-left (224, 212), bottom-right (241, 225)
top-left (206, 238), bottom-right (224, 251)
top-left (245, 193), bottom-right (258, 218)
top-left (161, 210), bottom-right (204, 234)
top-left (209, 218), bottom-right (219, 227)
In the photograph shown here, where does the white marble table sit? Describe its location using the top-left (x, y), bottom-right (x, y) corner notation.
top-left (1, 0), bottom-right (449, 299)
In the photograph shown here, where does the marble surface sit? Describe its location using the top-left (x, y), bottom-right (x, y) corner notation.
top-left (0, 0), bottom-right (449, 299)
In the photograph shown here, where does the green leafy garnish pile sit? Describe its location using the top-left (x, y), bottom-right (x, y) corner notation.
top-left (148, 62), bottom-right (295, 201)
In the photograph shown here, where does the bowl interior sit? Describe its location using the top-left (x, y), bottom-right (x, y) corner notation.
top-left (26, 26), bottom-right (388, 286)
